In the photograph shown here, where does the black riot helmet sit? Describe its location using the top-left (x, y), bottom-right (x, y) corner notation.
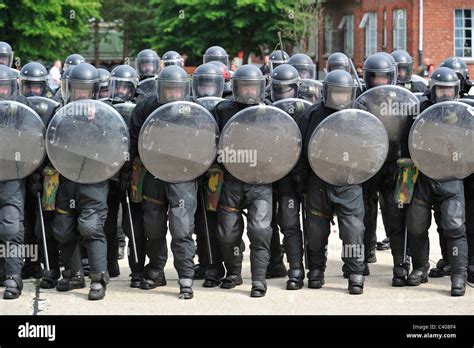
top-left (135, 49), bottom-right (160, 79)
top-left (161, 51), bottom-right (183, 68)
top-left (323, 70), bottom-right (357, 111)
top-left (269, 49), bottom-right (289, 72)
top-left (298, 79), bottom-right (323, 104)
top-left (287, 53), bottom-right (316, 79)
top-left (208, 61), bottom-right (231, 94)
top-left (66, 63), bottom-right (99, 103)
top-left (156, 65), bottom-right (189, 104)
top-left (63, 53), bottom-right (85, 71)
top-left (440, 57), bottom-right (470, 93)
top-left (0, 41), bottom-right (14, 67)
top-left (203, 46), bottom-right (229, 67)
top-left (232, 64), bottom-right (266, 104)
top-left (108, 65), bottom-right (139, 102)
top-left (391, 49), bottom-right (413, 84)
top-left (97, 68), bottom-right (111, 99)
top-left (326, 52), bottom-right (350, 73)
top-left (0, 64), bottom-right (17, 100)
top-left (363, 52), bottom-right (397, 90)
top-left (270, 64), bottom-right (301, 101)
top-left (19, 62), bottom-right (48, 97)
top-left (429, 67), bottom-right (460, 103)
top-left (192, 63), bottom-right (224, 99)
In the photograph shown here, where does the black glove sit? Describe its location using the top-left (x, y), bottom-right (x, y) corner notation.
top-left (119, 171), bottom-right (131, 194)
top-left (30, 173), bottom-right (43, 197)
top-left (293, 175), bottom-right (307, 196)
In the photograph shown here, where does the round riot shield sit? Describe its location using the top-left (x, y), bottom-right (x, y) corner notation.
top-left (27, 96), bottom-right (60, 126)
top-left (409, 101), bottom-right (474, 180)
top-left (308, 109), bottom-right (389, 186)
top-left (46, 100), bottom-right (129, 184)
top-left (138, 101), bottom-right (219, 183)
top-left (272, 98), bottom-right (312, 124)
top-left (0, 101), bottom-right (46, 181)
top-left (113, 102), bottom-right (136, 128)
top-left (457, 98), bottom-right (474, 107)
top-left (354, 85), bottom-right (420, 142)
top-left (219, 105), bottom-right (302, 184)
top-left (196, 96), bottom-right (225, 112)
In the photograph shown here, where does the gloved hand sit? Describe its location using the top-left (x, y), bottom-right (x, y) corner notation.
top-left (30, 173), bottom-right (43, 197)
top-left (119, 171), bottom-right (131, 194)
top-left (293, 175), bottom-right (307, 196)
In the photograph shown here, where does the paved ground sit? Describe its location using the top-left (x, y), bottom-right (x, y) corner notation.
top-left (0, 210), bottom-right (473, 315)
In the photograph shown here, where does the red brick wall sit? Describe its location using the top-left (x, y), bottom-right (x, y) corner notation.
top-left (317, 0), bottom-right (474, 78)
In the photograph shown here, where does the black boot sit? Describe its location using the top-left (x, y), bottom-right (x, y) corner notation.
top-left (376, 237), bottom-right (390, 251)
top-left (108, 260), bottom-right (120, 278)
top-left (21, 261), bottom-right (44, 279)
top-left (56, 270), bottom-right (86, 292)
top-left (193, 264), bottom-right (207, 280)
top-left (203, 263), bottom-right (225, 288)
top-left (348, 274), bottom-right (364, 295)
top-left (392, 264), bottom-right (409, 287)
top-left (89, 272), bottom-right (109, 301)
top-left (451, 273), bottom-right (467, 297)
top-left (3, 275), bottom-right (23, 300)
top-left (367, 247), bottom-right (377, 263)
top-left (40, 269), bottom-right (61, 289)
top-left (286, 268), bottom-right (304, 290)
top-left (307, 269), bottom-right (325, 289)
top-left (250, 280), bottom-right (267, 298)
top-left (178, 279), bottom-right (193, 300)
top-left (266, 246), bottom-right (287, 279)
top-left (130, 272), bottom-right (142, 288)
top-left (468, 266), bottom-right (474, 284)
top-left (429, 259), bottom-right (451, 278)
top-left (407, 264), bottom-right (429, 286)
top-left (82, 258), bottom-right (90, 277)
top-left (140, 268), bottom-right (166, 290)
top-left (220, 274), bottom-right (243, 289)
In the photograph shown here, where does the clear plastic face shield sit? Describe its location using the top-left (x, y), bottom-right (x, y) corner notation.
top-left (136, 58), bottom-right (160, 78)
top-left (203, 54), bottom-right (229, 66)
top-left (364, 68), bottom-right (397, 90)
top-left (323, 84), bottom-right (357, 111)
top-left (293, 64), bottom-right (316, 79)
top-left (271, 81), bottom-right (299, 101)
top-left (98, 85), bottom-right (109, 99)
top-left (0, 52), bottom-right (13, 67)
top-left (161, 58), bottom-right (183, 68)
top-left (20, 80), bottom-right (47, 97)
top-left (192, 74), bottom-right (224, 98)
top-left (232, 78), bottom-right (266, 104)
top-left (157, 79), bottom-right (190, 104)
top-left (432, 85), bottom-right (459, 103)
top-left (327, 61), bottom-right (350, 73)
top-left (108, 79), bottom-right (136, 102)
top-left (0, 78), bottom-right (16, 99)
top-left (298, 80), bottom-right (322, 103)
top-left (397, 62), bottom-right (413, 84)
top-left (269, 60), bottom-right (286, 73)
top-left (67, 80), bottom-right (99, 102)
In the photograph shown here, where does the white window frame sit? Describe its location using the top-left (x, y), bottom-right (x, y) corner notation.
top-left (338, 15), bottom-right (354, 57)
top-left (454, 9), bottom-right (474, 60)
top-left (360, 12), bottom-right (377, 57)
top-left (324, 16), bottom-right (333, 55)
top-left (393, 8), bottom-right (407, 50)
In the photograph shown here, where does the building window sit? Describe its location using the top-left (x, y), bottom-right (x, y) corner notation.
top-left (454, 9), bottom-right (473, 58)
top-left (338, 15), bottom-right (354, 57)
top-left (393, 9), bottom-right (407, 50)
top-left (360, 12), bottom-right (377, 57)
top-left (324, 16), bottom-right (333, 55)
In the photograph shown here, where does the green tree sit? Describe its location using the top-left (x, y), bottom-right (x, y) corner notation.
top-left (0, 0), bottom-right (101, 66)
top-left (146, 0), bottom-right (293, 65)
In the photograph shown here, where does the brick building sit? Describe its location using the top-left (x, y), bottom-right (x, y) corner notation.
top-left (318, 0), bottom-right (474, 78)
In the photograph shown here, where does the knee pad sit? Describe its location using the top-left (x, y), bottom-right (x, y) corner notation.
top-left (247, 199), bottom-right (272, 231)
top-left (0, 205), bottom-right (22, 241)
top-left (169, 206), bottom-right (193, 239)
top-left (78, 216), bottom-right (105, 241)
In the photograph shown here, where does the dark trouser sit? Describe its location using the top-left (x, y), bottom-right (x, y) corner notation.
top-left (275, 176), bottom-right (302, 269)
top-left (23, 190), bottom-right (39, 267)
top-left (0, 180), bottom-right (26, 276)
top-left (270, 191), bottom-right (284, 264)
top-left (305, 175), bottom-right (365, 275)
top-left (217, 180), bottom-right (272, 282)
top-left (35, 210), bottom-right (60, 272)
top-left (51, 179), bottom-right (109, 274)
top-left (104, 180), bottom-right (121, 268)
top-left (363, 161), bottom-right (406, 265)
top-left (466, 199), bottom-right (474, 271)
top-left (142, 172), bottom-right (196, 279)
top-left (194, 188), bottom-right (223, 268)
top-left (123, 200), bottom-right (147, 274)
top-left (406, 174), bottom-right (468, 275)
